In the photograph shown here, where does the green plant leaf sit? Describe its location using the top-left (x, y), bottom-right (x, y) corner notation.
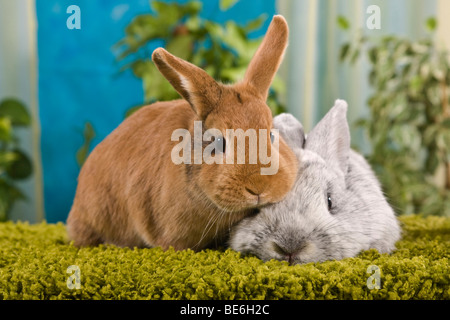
top-left (76, 122), bottom-right (96, 168)
top-left (426, 17), bottom-right (437, 31)
top-left (83, 122), bottom-right (95, 141)
top-left (151, 1), bottom-right (184, 25)
top-left (220, 0), bottom-right (239, 11)
top-left (0, 182), bottom-right (11, 221)
top-left (441, 118), bottom-right (450, 129)
top-left (244, 14), bottom-right (267, 33)
top-left (124, 105), bottom-right (145, 118)
top-left (6, 149), bottom-right (33, 180)
top-left (0, 151), bottom-right (18, 170)
top-left (354, 119), bottom-right (369, 128)
top-left (270, 75), bottom-right (286, 95)
top-left (185, 1), bottom-right (202, 15)
top-left (337, 16), bottom-right (350, 30)
top-left (350, 48), bottom-right (361, 64)
top-left (0, 117), bottom-right (12, 142)
top-left (166, 34), bottom-right (194, 61)
top-left (425, 150), bottom-right (440, 173)
top-left (131, 59), bottom-right (152, 79)
top-left (185, 15), bottom-right (202, 32)
top-left (220, 66), bottom-right (247, 82)
top-left (409, 75), bottom-right (423, 91)
top-left (76, 145), bottom-right (88, 168)
top-left (368, 47), bottom-right (378, 64)
top-left (339, 43), bottom-right (351, 62)
top-left (204, 20), bottom-right (225, 39)
top-left (0, 99), bottom-right (31, 126)
top-left (0, 178), bottom-right (26, 221)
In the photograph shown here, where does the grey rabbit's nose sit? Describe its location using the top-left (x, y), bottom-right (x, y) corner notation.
top-left (271, 241), bottom-right (305, 264)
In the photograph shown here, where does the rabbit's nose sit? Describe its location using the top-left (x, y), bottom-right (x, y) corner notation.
top-left (245, 186), bottom-right (261, 197)
top-left (245, 186), bottom-right (263, 204)
top-left (272, 241), bottom-right (304, 265)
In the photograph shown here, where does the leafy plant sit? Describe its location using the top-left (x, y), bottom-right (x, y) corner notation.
top-left (338, 16), bottom-right (450, 216)
top-left (115, 0), bottom-right (286, 117)
top-left (76, 122), bottom-right (95, 167)
top-left (0, 98), bottom-right (33, 221)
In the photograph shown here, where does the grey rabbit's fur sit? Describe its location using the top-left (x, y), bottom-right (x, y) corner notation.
top-left (229, 100), bottom-right (401, 264)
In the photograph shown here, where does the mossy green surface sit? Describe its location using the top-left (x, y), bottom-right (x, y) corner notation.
top-left (0, 216), bottom-right (448, 300)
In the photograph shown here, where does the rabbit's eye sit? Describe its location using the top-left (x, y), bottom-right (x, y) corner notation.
top-left (270, 131), bottom-right (275, 143)
top-left (327, 194), bottom-right (332, 211)
top-left (214, 136), bottom-right (226, 154)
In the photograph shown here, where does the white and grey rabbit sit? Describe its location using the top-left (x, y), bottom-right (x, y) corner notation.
top-left (229, 100), bottom-right (401, 264)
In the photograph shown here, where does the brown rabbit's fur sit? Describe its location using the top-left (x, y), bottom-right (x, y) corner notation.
top-left (67, 15), bottom-right (298, 250)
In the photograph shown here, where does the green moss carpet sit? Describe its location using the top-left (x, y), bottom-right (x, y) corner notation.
top-left (0, 215), bottom-right (448, 300)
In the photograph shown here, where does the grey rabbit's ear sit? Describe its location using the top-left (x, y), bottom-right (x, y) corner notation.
top-left (273, 113), bottom-right (305, 158)
top-left (304, 100), bottom-right (350, 173)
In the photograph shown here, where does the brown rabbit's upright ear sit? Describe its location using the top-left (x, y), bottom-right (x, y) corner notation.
top-left (152, 48), bottom-right (222, 119)
top-left (244, 15), bottom-right (289, 101)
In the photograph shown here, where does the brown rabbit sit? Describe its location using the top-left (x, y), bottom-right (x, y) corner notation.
top-left (66, 15), bottom-right (298, 250)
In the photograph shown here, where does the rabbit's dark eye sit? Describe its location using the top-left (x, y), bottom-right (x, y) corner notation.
top-left (270, 131), bottom-right (275, 144)
top-left (214, 136), bottom-right (226, 154)
top-left (327, 194), bottom-right (332, 211)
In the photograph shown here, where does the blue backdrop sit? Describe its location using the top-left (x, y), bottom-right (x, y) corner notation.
top-left (36, 0), bottom-right (277, 222)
